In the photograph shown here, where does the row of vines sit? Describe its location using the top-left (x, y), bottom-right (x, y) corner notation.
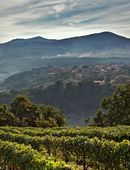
top-left (0, 126), bottom-right (130, 170)
top-left (0, 125), bottom-right (130, 142)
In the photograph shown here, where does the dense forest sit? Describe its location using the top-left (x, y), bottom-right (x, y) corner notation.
top-left (0, 80), bottom-right (114, 125)
top-left (0, 83), bottom-right (130, 127)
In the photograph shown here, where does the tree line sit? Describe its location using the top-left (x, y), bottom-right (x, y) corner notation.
top-left (0, 95), bottom-right (66, 127)
top-left (0, 83), bottom-right (130, 127)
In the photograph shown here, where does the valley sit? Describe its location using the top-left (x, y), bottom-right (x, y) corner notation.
top-left (1, 63), bottom-right (130, 125)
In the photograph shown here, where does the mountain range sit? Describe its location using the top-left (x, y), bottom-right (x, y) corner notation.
top-left (0, 32), bottom-right (130, 125)
top-left (0, 31), bottom-right (130, 82)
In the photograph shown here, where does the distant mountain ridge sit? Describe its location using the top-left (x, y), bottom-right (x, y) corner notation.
top-left (0, 31), bottom-right (130, 82)
top-left (1, 31), bottom-right (130, 55)
top-left (1, 31), bottom-right (130, 44)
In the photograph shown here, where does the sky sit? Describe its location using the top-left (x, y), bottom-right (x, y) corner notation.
top-left (0, 0), bottom-right (130, 43)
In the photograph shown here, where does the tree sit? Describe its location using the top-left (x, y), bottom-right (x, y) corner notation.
top-left (0, 104), bottom-right (16, 126)
top-left (36, 105), bottom-right (66, 127)
top-left (9, 95), bottom-right (66, 127)
top-left (93, 84), bottom-right (130, 126)
top-left (10, 95), bottom-right (42, 126)
top-left (93, 110), bottom-right (105, 126)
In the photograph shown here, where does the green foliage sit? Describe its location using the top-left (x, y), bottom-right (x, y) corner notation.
top-left (1, 125), bottom-right (130, 143)
top-left (0, 80), bottom-right (114, 125)
top-left (94, 84), bottom-right (130, 126)
top-left (0, 95), bottom-right (66, 127)
top-left (10, 95), bottom-right (41, 126)
top-left (0, 126), bottom-right (130, 169)
top-left (36, 105), bottom-right (66, 128)
top-left (0, 104), bottom-right (16, 126)
top-left (0, 139), bottom-right (70, 170)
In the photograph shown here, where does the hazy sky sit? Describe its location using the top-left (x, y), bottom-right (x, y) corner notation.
top-left (0, 0), bottom-right (130, 42)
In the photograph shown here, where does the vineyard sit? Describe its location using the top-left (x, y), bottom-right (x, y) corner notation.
top-left (0, 126), bottom-right (130, 170)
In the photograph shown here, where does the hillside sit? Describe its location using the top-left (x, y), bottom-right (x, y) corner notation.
top-left (0, 32), bottom-right (130, 82)
top-left (1, 63), bottom-right (130, 125)
top-left (1, 64), bottom-right (130, 90)
top-left (0, 81), bottom-right (114, 125)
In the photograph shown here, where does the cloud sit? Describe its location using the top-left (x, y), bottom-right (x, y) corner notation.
top-left (0, 0), bottom-right (130, 42)
top-left (52, 4), bottom-right (66, 13)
